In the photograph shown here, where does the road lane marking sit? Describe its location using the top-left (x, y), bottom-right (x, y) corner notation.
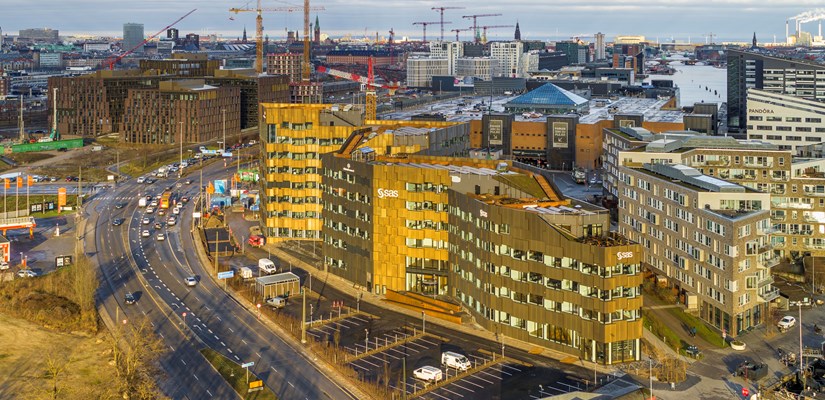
top-left (288, 382), bottom-right (295, 388)
top-left (206, 390), bottom-right (212, 397)
top-left (181, 359), bottom-right (186, 366)
top-left (255, 352), bottom-right (261, 358)
top-left (193, 374), bottom-right (199, 381)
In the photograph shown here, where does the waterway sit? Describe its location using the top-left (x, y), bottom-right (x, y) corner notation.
top-left (644, 62), bottom-right (727, 106)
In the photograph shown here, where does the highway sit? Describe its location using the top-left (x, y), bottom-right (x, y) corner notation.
top-left (90, 162), bottom-right (356, 399)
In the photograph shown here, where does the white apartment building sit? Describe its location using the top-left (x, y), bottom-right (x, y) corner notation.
top-left (455, 57), bottom-right (498, 81)
top-left (429, 41), bottom-right (463, 75)
top-left (490, 41), bottom-right (524, 77)
top-left (618, 162), bottom-right (776, 335)
top-left (406, 57), bottom-right (449, 88)
top-left (747, 89), bottom-right (825, 153)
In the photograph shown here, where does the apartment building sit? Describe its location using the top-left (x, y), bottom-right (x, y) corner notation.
top-left (727, 49), bottom-right (825, 135)
top-left (121, 80), bottom-right (240, 145)
top-left (406, 57), bottom-right (449, 88)
top-left (320, 122), bottom-right (642, 363)
top-left (455, 57), bottom-right (498, 81)
top-left (266, 53), bottom-right (302, 83)
top-left (139, 53), bottom-right (220, 77)
top-left (617, 162), bottom-right (775, 335)
top-left (207, 69), bottom-right (290, 130)
top-left (490, 41), bottom-right (525, 77)
top-left (747, 89), bottom-right (825, 153)
top-left (429, 41), bottom-right (463, 75)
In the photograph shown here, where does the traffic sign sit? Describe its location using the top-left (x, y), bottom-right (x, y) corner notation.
top-left (217, 270), bottom-right (234, 279)
top-left (241, 361), bottom-right (254, 368)
top-left (182, 312), bottom-right (187, 317)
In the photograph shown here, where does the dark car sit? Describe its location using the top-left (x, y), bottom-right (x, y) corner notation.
top-left (65, 176), bottom-right (76, 182)
top-left (684, 345), bottom-right (702, 358)
top-left (125, 292), bottom-right (136, 305)
top-left (154, 222), bottom-right (162, 230)
top-left (112, 218), bottom-right (125, 226)
top-left (115, 202), bottom-right (126, 209)
top-left (58, 147), bottom-right (68, 152)
top-left (735, 361), bottom-right (768, 381)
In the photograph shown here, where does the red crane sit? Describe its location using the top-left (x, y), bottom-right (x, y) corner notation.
top-left (431, 6), bottom-right (464, 42)
top-left (413, 21), bottom-right (450, 43)
top-left (102, 9), bottom-right (197, 70)
top-left (462, 13), bottom-right (502, 43)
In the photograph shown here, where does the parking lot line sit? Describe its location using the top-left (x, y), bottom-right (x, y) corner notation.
top-left (365, 355), bottom-right (390, 364)
top-left (349, 362), bottom-right (371, 371)
top-left (478, 370), bottom-right (502, 380)
top-left (355, 358), bottom-right (381, 368)
top-left (405, 341), bottom-right (429, 350)
top-left (436, 386), bottom-right (465, 397)
top-left (424, 390), bottom-right (452, 400)
top-left (349, 315), bottom-right (370, 323)
top-left (417, 338), bottom-right (440, 347)
top-left (488, 365), bottom-right (513, 376)
top-left (384, 346), bottom-right (410, 357)
top-left (459, 378), bottom-right (485, 389)
top-left (501, 364), bottom-right (522, 372)
top-left (448, 381), bottom-right (475, 393)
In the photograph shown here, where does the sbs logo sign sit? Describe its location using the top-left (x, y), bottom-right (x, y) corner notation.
top-left (617, 252), bottom-right (633, 260)
top-left (377, 188), bottom-right (399, 199)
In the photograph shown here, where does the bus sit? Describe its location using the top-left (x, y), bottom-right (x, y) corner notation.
top-left (160, 191), bottom-right (172, 209)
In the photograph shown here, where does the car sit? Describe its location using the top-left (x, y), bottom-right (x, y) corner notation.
top-left (112, 218), bottom-right (125, 226)
top-left (142, 217), bottom-right (150, 225)
top-left (184, 276), bottom-right (197, 287)
top-left (150, 200), bottom-right (158, 207)
top-left (0, 261), bottom-right (9, 270)
top-left (58, 147), bottom-right (68, 152)
top-left (65, 176), bottom-right (76, 182)
top-left (141, 230), bottom-right (150, 238)
top-left (180, 196), bottom-right (190, 203)
top-left (172, 207), bottom-right (180, 215)
top-left (778, 316), bottom-right (797, 330)
top-left (684, 345), bottom-right (702, 358)
top-left (413, 366), bottom-right (443, 382)
top-left (145, 195), bottom-right (152, 201)
top-left (136, 176), bottom-right (146, 184)
top-left (167, 216), bottom-right (177, 226)
top-left (266, 296), bottom-right (287, 308)
top-left (185, 180), bottom-right (193, 185)
top-left (17, 269), bottom-right (36, 278)
top-left (115, 202), bottom-right (126, 209)
top-left (158, 209), bottom-right (166, 216)
top-left (156, 233), bottom-right (165, 241)
top-left (145, 207), bottom-right (155, 214)
top-left (49, 176), bottom-right (58, 182)
top-left (154, 222), bottom-right (163, 230)
top-left (125, 292), bottom-right (136, 305)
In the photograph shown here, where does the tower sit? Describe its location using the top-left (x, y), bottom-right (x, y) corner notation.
top-left (122, 23), bottom-right (145, 53)
top-left (314, 15), bottom-right (320, 44)
top-left (594, 32), bottom-right (606, 61)
top-left (514, 22), bottom-right (521, 41)
top-left (752, 32), bottom-right (757, 48)
top-left (243, 26), bottom-right (248, 43)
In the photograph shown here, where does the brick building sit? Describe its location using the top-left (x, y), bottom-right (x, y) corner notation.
top-left (139, 53), bottom-right (219, 77)
top-left (266, 53), bottom-right (302, 83)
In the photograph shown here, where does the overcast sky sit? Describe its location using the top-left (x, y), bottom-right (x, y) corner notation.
top-left (2, 0), bottom-right (822, 43)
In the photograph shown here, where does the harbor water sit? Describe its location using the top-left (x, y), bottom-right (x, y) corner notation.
top-left (644, 62), bottom-right (727, 106)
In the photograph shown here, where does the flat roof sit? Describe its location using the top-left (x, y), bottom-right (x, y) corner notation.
top-left (580, 97), bottom-right (684, 124)
top-left (255, 272), bottom-right (300, 286)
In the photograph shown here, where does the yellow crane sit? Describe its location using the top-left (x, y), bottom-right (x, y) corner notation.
top-left (229, 0), bottom-right (324, 74)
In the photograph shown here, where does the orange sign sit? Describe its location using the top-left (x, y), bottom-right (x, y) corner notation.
top-left (57, 187), bottom-right (67, 207)
top-left (3, 179), bottom-right (8, 189)
top-left (16, 178), bottom-right (21, 188)
top-left (27, 176), bottom-right (33, 186)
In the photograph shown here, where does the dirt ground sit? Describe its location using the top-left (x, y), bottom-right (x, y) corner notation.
top-left (0, 313), bottom-right (116, 399)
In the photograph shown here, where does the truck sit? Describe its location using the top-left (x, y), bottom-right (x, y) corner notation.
top-left (572, 167), bottom-right (587, 184)
top-left (138, 198), bottom-right (148, 207)
top-left (248, 235), bottom-right (266, 248)
top-left (199, 146), bottom-right (222, 155)
top-left (240, 266), bottom-right (254, 279)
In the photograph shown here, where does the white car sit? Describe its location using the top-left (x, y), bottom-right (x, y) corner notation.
top-left (413, 366), bottom-right (443, 382)
top-left (167, 216), bottom-right (177, 226)
top-left (145, 207), bottom-right (155, 214)
top-left (778, 316), bottom-right (797, 330)
top-left (141, 230), bottom-right (150, 238)
top-left (172, 207), bottom-right (180, 215)
top-left (0, 261), bottom-right (9, 270)
top-left (185, 276), bottom-right (197, 287)
top-left (17, 269), bottom-right (36, 278)
top-left (142, 217), bottom-right (151, 225)
top-left (156, 233), bottom-right (165, 241)
top-left (150, 200), bottom-right (158, 207)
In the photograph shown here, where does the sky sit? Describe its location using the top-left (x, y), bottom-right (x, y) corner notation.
top-left (2, 0), bottom-right (824, 43)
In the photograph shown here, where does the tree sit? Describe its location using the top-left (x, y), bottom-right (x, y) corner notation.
top-left (44, 354), bottom-right (68, 400)
top-left (109, 317), bottom-right (166, 399)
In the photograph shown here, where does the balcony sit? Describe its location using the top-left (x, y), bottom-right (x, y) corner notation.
top-left (771, 214), bottom-right (785, 221)
top-left (758, 243), bottom-right (775, 253)
top-left (760, 287), bottom-right (781, 302)
top-left (758, 275), bottom-right (775, 287)
top-left (707, 158), bottom-right (730, 166)
top-left (803, 191), bottom-right (825, 197)
top-left (758, 225), bottom-right (780, 235)
top-left (744, 162), bottom-right (773, 168)
top-left (760, 256), bottom-right (781, 269)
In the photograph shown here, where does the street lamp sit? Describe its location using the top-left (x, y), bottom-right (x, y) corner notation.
top-left (179, 121), bottom-right (184, 179)
top-left (222, 108), bottom-right (226, 152)
top-left (364, 328), bottom-right (369, 351)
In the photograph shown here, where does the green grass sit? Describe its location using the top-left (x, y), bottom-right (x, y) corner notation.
top-left (664, 307), bottom-right (727, 348)
top-left (643, 310), bottom-right (683, 353)
top-left (199, 348), bottom-right (278, 400)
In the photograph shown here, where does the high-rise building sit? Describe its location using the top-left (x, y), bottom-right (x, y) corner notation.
top-left (266, 53), bottom-right (303, 83)
top-left (555, 41), bottom-right (587, 65)
top-left (122, 23), bottom-right (145, 53)
top-left (595, 32), bottom-right (606, 61)
top-left (18, 28), bottom-right (59, 43)
top-left (429, 41), bottom-right (463, 75)
top-left (490, 41), bottom-right (524, 77)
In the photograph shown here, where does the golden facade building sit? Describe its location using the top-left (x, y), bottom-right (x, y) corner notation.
top-left (139, 53), bottom-right (220, 77)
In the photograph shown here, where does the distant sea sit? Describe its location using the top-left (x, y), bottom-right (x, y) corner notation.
top-left (643, 62), bottom-right (727, 106)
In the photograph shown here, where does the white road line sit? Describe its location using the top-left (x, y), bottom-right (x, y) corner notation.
top-left (227, 348), bottom-right (232, 353)
top-left (255, 352), bottom-right (261, 358)
top-left (288, 382), bottom-right (295, 388)
top-left (169, 345), bottom-right (175, 351)
top-left (460, 378), bottom-right (485, 388)
top-left (193, 374), bottom-right (199, 381)
top-left (478, 370), bottom-right (502, 380)
top-left (271, 366), bottom-right (278, 373)
top-left (350, 362), bottom-right (370, 371)
top-left (228, 327), bottom-right (234, 333)
top-left (234, 355), bottom-right (240, 361)
top-left (242, 339), bottom-right (248, 345)
top-left (206, 389), bottom-right (212, 397)
top-left (450, 381), bottom-right (475, 392)
top-left (181, 359), bottom-right (187, 366)
top-left (437, 386), bottom-right (465, 397)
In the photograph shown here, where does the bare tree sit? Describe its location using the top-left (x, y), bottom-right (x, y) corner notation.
top-left (108, 317), bottom-right (166, 399)
top-left (44, 354), bottom-right (68, 400)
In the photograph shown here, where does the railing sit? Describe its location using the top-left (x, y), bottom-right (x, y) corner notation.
top-left (707, 159), bottom-right (730, 166)
top-left (760, 288), bottom-right (781, 302)
top-left (803, 191), bottom-right (825, 197)
top-left (758, 275), bottom-right (775, 287)
top-left (758, 243), bottom-right (775, 253)
top-left (758, 225), bottom-right (780, 235)
top-left (760, 256), bottom-right (781, 269)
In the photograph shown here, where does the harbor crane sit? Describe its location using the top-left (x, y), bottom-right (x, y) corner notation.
top-left (462, 13), bottom-right (502, 43)
top-left (431, 6), bottom-right (465, 42)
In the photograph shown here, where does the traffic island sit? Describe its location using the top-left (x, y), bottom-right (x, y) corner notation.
top-left (200, 348), bottom-right (278, 400)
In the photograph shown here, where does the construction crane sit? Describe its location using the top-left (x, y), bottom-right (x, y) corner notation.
top-left (316, 59), bottom-right (402, 120)
top-left (413, 21), bottom-right (450, 43)
top-left (229, 1), bottom-right (324, 74)
top-left (451, 28), bottom-right (473, 41)
top-left (462, 13), bottom-right (502, 43)
top-left (431, 6), bottom-right (465, 42)
top-left (102, 9), bottom-right (196, 70)
top-left (479, 25), bottom-right (514, 44)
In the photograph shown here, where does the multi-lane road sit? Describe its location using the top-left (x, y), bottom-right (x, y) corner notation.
top-left (88, 162), bottom-right (356, 399)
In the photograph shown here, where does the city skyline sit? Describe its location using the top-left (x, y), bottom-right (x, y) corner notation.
top-left (1, 0), bottom-right (820, 43)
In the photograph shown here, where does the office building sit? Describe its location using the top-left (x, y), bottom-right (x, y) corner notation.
top-left (122, 23), bottom-right (145, 53)
top-left (617, 162), bottom-right (775, 335)
top-left (727, 49), bottom-right (825, 135)
top-left (406, 57), bottom-right (449, 88)
top-left (594, 33), bottom-right (606, 61)
top-left (325, 50), bottom-right (396, 66)
top-left (429, 41), bottom-right (463, 75)
top-left (122, 80), bottom-right (240, 145)
top-left (139, 53), bottom-right (219, 77)
top-left (491, 41), bottom-right (525, 77)
top-left (555, 41), bottom-right (587, 65)
top-left (266, 53), bottom-right (302, 83)
top-left (318, 119), bottom-right (642, 363)
top-left (746, 89), bottom-right (825, 153)
top-left (455, 57), bottom-right (498, 81)
top-left (36, 52), bottom-right (63, 69)
top-left (18, 28), bottom-right (59, 43)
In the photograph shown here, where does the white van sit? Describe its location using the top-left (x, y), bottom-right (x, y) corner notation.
top-left (240, 266), bottom-right (253, 279)
top-left (258, 258), bottom-right (277, 274)
top-left (136, 176), bottom-right (146, 184)
top-left (441, 351), bottom-right (471, 371)
top-left (266, 296), bottom-right (286, 308)
top-left (413, 366), bottom-right (443, 382)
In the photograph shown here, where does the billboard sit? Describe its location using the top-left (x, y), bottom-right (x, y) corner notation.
top-left (552, 122), bottom-right (569, 148)
top-left (488, 120), bottom-right (503, 146)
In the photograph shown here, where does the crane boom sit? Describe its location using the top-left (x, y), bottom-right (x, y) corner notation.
top-left (103, 9), bottom-right (196, 70)
top-left (461, 13), bottom-right (502, 43)
top-left (432, 6), bottom-right (464, 42)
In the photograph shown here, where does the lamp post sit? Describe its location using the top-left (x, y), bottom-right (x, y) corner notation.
top-left (222, 108), bottom-right (226, 152)
top-left (179, 121), bottom-right (184, 179)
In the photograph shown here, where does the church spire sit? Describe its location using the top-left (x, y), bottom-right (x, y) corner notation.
top-left (752, 32), bottom-right (757, 48)
top-left (514, 22), bottom-right (521, 41)
top-left (242, 26), bottom-right (247, 43)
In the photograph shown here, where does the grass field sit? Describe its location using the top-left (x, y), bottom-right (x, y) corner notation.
top-left (200, 348), bottom-right (277, 400)
top-left (0, 313), bottom-right (116, 399)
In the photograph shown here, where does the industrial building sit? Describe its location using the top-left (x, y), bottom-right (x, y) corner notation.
top-left (121, 80), bottom-right (240, 145)
top-left (617, 161), bottom-right (775, 335)
top-left (316, 117), bottom-right (642, 364)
